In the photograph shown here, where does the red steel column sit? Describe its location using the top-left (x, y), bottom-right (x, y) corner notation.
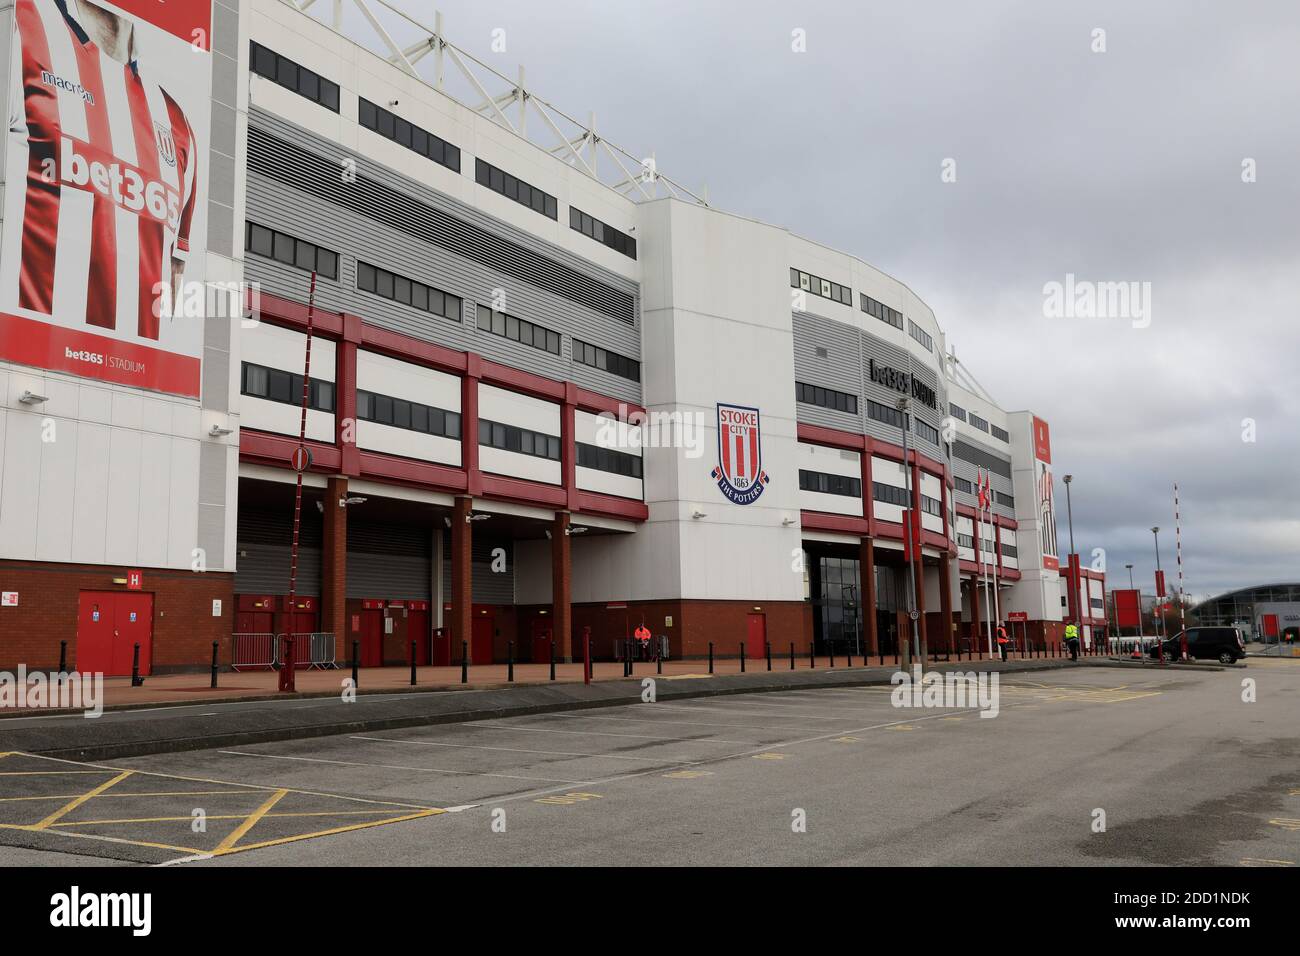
top-left (451, 496), bottom-right (473, 661)
top-left (338, 314), bottom-right (362, 476)
top-left (552, 511), bottom-right (572, 662)
top-left (562, 384), bottom-right (578, 511)
top-left (321, 476), bottom-right (349, 641)
top-left (859, 537), bottom-right (877, 656)
top-left (463, 356), bottom-right (482, 496)
top-left (910, 461), bottom-right (928, 661)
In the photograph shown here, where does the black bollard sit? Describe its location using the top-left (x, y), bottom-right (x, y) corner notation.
top-left (410, 640), bottom-right (417, 686)
top-left (846, 645), bottom-right (853, 668)
top-left (461, 640), bottom-right (468, 683)
top-left (210, 641), bottom-right (219, 689)
top-left (829, 642), bottom-right (835, 668)
top-left (708, 641), bottom-right (714, 675)
top-left (352, 640), bottom-right (360, 689)
top-left (58, 640), bottom-right (68, 676)
top-left (656, 637), bottom-right (663, 675)
top-left (507, 640), bottom-right (514, 682)
top-left (130, 642), bottom-right (143, 686)
top-left (739, 642), bottom-right (746, 673)
top-left (789, 642), bottom-right (795, 670)
top-left (549, 638), bottom-right (556, 681)
top-left (766, 641), bottom-right (772, 672)
top-left (810, 643), bottom-right (815, 669)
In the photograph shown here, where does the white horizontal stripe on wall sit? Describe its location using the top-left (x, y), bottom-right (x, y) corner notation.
top-left (242, 395), bottom-right (335, 443)
top-left (357, 350), bottom-right (460, 412)
top-left (479, 446), bottom-right (561, 485)
top-left (871, 456), bottom-right (907, 488)
top-left (797, 441), bottom-right (860, 478)
top-left (575, 408), bottom-right (642, 456)
top-left (800, 489), bottom-right (862, 518)
top-left (479, 383), bottom-right (560, 435)
top-left (576, 466), bottom-right (642, 500)
top-left (356, 421), bottom-right (461, 466)
top-left (243, 321), bottom-right (336, 383)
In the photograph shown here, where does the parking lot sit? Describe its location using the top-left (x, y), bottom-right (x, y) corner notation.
top-left (3, 661), bottom-right (1299, 866)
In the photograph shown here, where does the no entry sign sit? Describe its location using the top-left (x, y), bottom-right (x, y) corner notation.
top-left (291, 445), bottom-right (313, 472)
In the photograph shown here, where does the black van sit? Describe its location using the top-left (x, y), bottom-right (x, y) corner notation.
top-left (1148, 626), bottom-right (1245, 664)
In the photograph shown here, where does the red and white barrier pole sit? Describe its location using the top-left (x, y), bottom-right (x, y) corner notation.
top-left (1175, 483), bottom-right (1188, 661)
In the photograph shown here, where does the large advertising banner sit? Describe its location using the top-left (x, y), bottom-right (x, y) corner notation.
top-left (1032, 415), bottom-right (1060, 571)
top-left (0, 0), bottom-right (212, 398)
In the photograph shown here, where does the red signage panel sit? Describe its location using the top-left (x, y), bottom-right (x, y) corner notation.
top-left (1114, 589), bottom-right (1142, 628)
top-left (126, 569), bottom-right (143, 590)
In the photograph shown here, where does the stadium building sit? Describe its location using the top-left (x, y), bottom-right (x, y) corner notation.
top-left (0, 0), bottom-right (1077, 674)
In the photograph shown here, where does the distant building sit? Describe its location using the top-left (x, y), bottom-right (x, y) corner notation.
top-left (1191, 584), bottom-right (1300, 639)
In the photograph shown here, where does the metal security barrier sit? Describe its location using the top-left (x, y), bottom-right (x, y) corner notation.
top-left (231, 633), bottom-right (278, 671)
top-left (231, 632), bottom-right (337, 670)
top-left (1110, 637), bottom-right (1157, 658)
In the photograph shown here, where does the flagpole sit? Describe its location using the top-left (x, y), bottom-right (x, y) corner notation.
top-left (980, 470), bottom-right (994, 658)
top-left (990, 487), bottom-right (1002, 641)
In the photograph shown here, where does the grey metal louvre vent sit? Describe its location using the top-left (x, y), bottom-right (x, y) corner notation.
top-left (247, 126), bottom-right (635, 324)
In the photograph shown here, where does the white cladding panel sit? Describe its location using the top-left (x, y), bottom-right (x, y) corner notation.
top-left (479, 383), bottom-right (560, 435)
top-left (355, 351), bottom-right (461, 465)
top-left (240, 323), bottom-right (335, 443)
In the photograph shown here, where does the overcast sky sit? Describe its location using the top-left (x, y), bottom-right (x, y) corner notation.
top-left (355, 0), bottom-right (1298, 599)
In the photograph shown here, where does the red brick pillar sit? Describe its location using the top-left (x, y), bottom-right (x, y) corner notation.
top-left (552, 511), bottom-right (572, 662)
top-left (451, 496), bottom-right (473, 661)
top-left (321, 476), bottom-right (348, 641)
top-left (939, 553), bottom-right (954, 656)
top-left (859, 537), bottom-right (877, 656)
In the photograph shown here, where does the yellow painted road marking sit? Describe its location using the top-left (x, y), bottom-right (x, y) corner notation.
top-left (886, 724), bottom-right (915, 731)
top-left (1241, 858), bottom-right (1294, 866)
top-left (753, 752), bottom-right (786, 759)
top-left (213, 788), bottom-right (288, 854)
top-left (215, 811), bottom-right (442, 857)
top-left (660, 674), bottom-right (715, 680)
top-left (33, 770), bottom-right (131, 830)
top-left (52, 809), bottom-right (412, 827)
top-left (0, 770), bottom-right (117, 776)
top-left (0, 789), bottom-right (264, 803)
top-left (1268, 818), bottom-right (1300, 831)
top-left (534, 792), bottom-right (602, 806)
top-left (834, 735), bottom-right (861, 742)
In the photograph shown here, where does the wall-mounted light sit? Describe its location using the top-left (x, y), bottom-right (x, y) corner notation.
top-left (782, 517), bottom-right (796, 527)
top-left (691, 510), bottom-right (707, 519)
top-left (339, 496), bottom-right (367, 507)
top-left (466, 513), bottom-right (491, 523)
top-left (18, 390), bottom-right (48, 405)
top-left (564, 526), bottom-right (588, 536)
top-left (208, 425), bottom-right (234, 438)
top-left (443, 516), bottom-right (452, 528)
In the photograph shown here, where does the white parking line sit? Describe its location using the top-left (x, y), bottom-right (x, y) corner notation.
top-left (648, 700), bottom-right (872, 720)
top-left (349, 735), bottom-right (702, 764)
top-left (214, 750), bottom-right (582, 783)
top-left (527, 711), bottom-right (799, 731)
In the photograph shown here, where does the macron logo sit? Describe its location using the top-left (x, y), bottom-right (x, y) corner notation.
top-left (50, 886), bottom-right (151, 937)
top-left (41, 70), bottom-right (95, 104)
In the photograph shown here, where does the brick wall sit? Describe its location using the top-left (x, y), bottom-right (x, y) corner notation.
top-left (572, 600), bottom-right (813, 660)
top-left (0, 560), bottom-right (234, 673)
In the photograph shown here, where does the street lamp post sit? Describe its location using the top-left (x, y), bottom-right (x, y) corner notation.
top-left (1126, 562), bottom-right (1142, 641)
top-left (897, 397), bottom-right (920, 668)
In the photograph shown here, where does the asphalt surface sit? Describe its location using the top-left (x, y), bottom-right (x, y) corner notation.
top-left (2, 659), bottom-right (1298, 866)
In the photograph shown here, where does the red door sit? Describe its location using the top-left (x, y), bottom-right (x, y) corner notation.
top-left (431, 627), bottom-right (451, 666)
top-left (746, 613), bottom-right (767, 661)
top-left (1262, 614), bottom-right (1279, 639)
top-left (471, 614), bottom-right (494, 664)
top-left (360, 608), bottom-right (384, 667)
top-left (76, 591), bottom-right (153, 677)
top-left (408, 608), bottom-right (430, 665)
top-left (530, 618), bottom-right (552, 664)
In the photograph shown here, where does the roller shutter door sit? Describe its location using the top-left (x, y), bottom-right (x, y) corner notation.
top-left (347, 518), bottom-right (432, 600)
top-left (235, 506), bottom-right (323, 596)
top-left (440, 534), bottom-right (515, 604)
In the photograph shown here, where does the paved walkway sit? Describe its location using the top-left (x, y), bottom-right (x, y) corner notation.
top-left (1, 647), bottom-right (1102, 714)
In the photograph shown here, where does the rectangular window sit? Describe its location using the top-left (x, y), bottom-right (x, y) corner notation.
top-left (570, 207), bottom-right (637, 259)
top-left (572, 338), bottom-right (640, 382)
top-left (795, 381), bottom-right (858, 415)
top-left (474, 158), bottom-right (557, 219)
top-left (920, 494), bottom-right (942, 517)
top-left (798, 469), bottom-right (862, 498)
top-left (872, 482), bottom-right (910, 507)
top-left (240, 362), bottom-right (334, 412)
top-left (908, 319), bottom-right (934, 352)
top-left (954, 477), bottom-right (973, 494)
top-left (356, 261), bottom-right (461, 321)
top-left (479, 418), bottom-right (560, 461)
top-left (356, 388), bottom-right (459, 439)
top-left (952, 440), bottom-right (1012, 479)
top-left (915, 418), bottom-right (940, 445)
top-left (1002, 543), bottom-right (1019, 558)
top-left (249, 41), bottom-right (340, 112)
top-left (958, 533), bottom-right (975, 549)
top-left (358, 97), bottom-right (460, 172)
top-left (790, 268), bottom-right (851, 306)
top-left (860, 293), bottom-right (904, 330)
top-left (475, 305), bottom-right (561, 355)
top-left (968, 413), bottom-right (989, 433)
top-left (996, 491), bottom-right (1015, 508)
top-left (576, 442), bottom-right (643, 478)
top-left (991, 425), bottom-right (1010, 443)
top-left (866, 399), bottom-right (907, 430)
top-left (949, 402), bottom-right (967, 422)
top-left (245, 222), bottom-right (338, 280)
